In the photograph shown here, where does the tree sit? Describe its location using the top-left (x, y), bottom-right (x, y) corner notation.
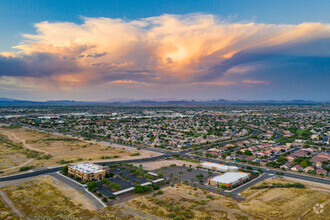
top-left (134, 184), bottom-right (152, 194)
top-left (134, 185), bottom-right (145, 194)
top-left (244, 150), bottom-right (253, 156)
top-left (218, 183), bottom-right (227, 190)
top-left (300, 160), bottom-right (308, 168)
top-left (61, 165), bottom-right (69, 175)
top-left (276, 157), bottom-right (288, 165)
top-left (87, 181), bottom-right (98, 192)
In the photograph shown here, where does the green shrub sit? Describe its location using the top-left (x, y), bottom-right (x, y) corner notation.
top-left (19, 165), bottom-right (34, 172)
top-left (61, 165), bottom-right (69, 175)
top-left (87, 181), bottom-right (98, 192)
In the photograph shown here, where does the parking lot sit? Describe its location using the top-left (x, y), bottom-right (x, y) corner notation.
top-left (97, 165), bottom-right (152, 197)
top-left (153, 166), bottom-right (219, 184)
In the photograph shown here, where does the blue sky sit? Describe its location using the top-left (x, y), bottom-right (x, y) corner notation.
top-left (0, 0), bottom-right (329, 101)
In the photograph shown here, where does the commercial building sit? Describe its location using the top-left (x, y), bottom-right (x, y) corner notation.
top-left (68, 163), bottom-right (109, 182)
top-left (198, 161), bottom-right (240, 172)
top-left (208, 172), bottom-right (251, 189)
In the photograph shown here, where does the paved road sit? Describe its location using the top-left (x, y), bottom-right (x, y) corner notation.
top-left (0, 167), bottom-right (61, 182)
top-left (0, 155), bottom-right (169, 182)
top-left (230, 174), bottom-right (272, 194)
top-left (268, 147), bottom-right (300, 161)
top-left (274, 131), bottom-right (281, 140)
top-left (50, 172), bottom-right (105, 209)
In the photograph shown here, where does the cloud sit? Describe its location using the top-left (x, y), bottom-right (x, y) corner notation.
top-left (0, 14), bottom-right (329, 89)
top-left (194, 79), bottom-right (269, 86)
top-left (108, 79), bottom-right (139, 84)
top-left (242, 80), bottom-right (269, 85)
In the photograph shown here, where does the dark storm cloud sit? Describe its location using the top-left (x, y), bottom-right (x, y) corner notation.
top-left (0, 53), bottom-right (80, 77)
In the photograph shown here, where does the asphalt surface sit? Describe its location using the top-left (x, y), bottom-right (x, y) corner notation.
top-left (0, 167), bottom-right (61, 182)
top-left (229, 173), bottom-right (272, 194)
top-left (274, 131), bottom-right (281, 140)
top-left (268, 147), bottom-right (300, 161)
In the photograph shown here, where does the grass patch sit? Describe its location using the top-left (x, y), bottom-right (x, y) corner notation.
top-left (177, 157), bottom-right (200, 163)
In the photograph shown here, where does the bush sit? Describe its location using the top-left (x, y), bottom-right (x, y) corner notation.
top-left (61, 165), bottom-right (69, 175)
top-left (87, 181), bottom-right (98, 192)
top-left (102, 197), bottom-right (108, 202)
top-left (166, 213), bottom-right (177, 218)
top-left (134, 184), bottom-right (152, 194)
top-left (292, 182), bottom-right (305, 188)
top-left (105, 172), bottom-right (115, 178)
top-left (57, 159), bottom-right (74, 164)
top-left (19, 166), bottom-right (34, 172)
top-left (133, 185), bottom-right (143, 193)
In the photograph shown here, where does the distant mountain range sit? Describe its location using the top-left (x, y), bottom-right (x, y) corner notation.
top-left (0, 97), bottom-right (328, 106)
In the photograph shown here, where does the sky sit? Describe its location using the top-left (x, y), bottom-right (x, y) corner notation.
top-left (0, 0), bottom-right (329, 101)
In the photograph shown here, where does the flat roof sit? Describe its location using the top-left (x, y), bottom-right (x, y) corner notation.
top-left (200, 162), bottom-right (238, 170)
top-left (210, 172), bottom-right (249, 184)
top-left (70, 163), bottom-right (104, 174)
top-left (113, 187), bottom-right (134, 195)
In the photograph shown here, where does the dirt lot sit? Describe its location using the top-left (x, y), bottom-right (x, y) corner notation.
top-left (135, 159), bottom-right (199, 171)
top-left (0, 174), bottom-right (328, 219)
top-left (1, 175), bottom-right (96, 219)
top-left (0, 175), bottom-right (150, 219)
top-left (123, 183), bottom-right (251, 219)
top-left (238, 177), bottom-right (330, 219)
top-left (120, 177), bottom-right (330, 220)
top-left (0, 127), bottom-right (159, 174)
top-left (0, 134), bottom-right (30, 171)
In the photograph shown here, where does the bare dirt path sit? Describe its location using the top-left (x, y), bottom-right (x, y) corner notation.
top-left (116, 203), bottom-right (161, 220)
top-left (1, 158), bottom-right (34, 172)
top-left (1, 129), bottom-right (49, 154)
top-left (0, 190), bottom-right (24, 218)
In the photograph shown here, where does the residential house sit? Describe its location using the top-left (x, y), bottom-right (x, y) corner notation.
top-left (316, 169), bottom-right (327, 176)
top-left (280, 162), bottom-right (292, 170)
top-left (303, 166), bottom-right (315, 173)
top-left (291, 165), bottom-right (303, 172)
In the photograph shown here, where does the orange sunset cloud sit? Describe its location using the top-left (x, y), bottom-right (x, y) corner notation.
top-left (0, 14), bottom-right (329, 89)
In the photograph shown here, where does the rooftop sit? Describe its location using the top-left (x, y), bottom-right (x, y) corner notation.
top-left (210, 172), bottom-right (249, 184)
top-left (70, 163), bottom-right (104, 174)
top-left (200, 161), bottom-right (238, 170)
